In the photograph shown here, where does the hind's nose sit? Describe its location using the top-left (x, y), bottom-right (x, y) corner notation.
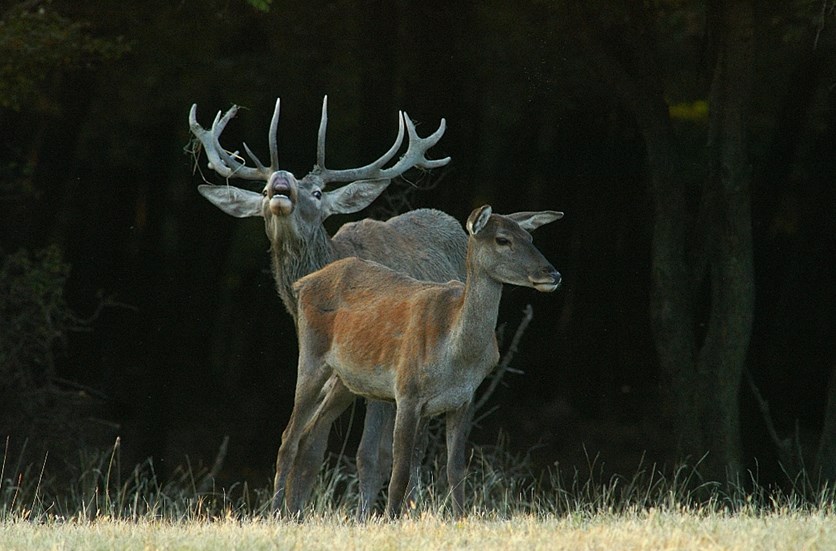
top-left (530, 265), bottom-right (562, 292)
top-left (549, 268), bottom-right (562, 288)
top-left (541, 266), bottom-right (561, 287)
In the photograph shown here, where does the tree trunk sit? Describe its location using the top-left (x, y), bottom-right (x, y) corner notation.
top-left (694, 0), bottom-right (755, 478)
top-left (640, 111), bottom-right (703, 461)
top-left (567, 0), bottom-right (755, 480)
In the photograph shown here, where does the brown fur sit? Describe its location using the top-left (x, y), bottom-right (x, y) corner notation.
top-left (296, 259), bottom-right (465, 392)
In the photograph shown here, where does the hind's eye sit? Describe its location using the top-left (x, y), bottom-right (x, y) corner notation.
top-left (313, 190), bottom-right (322, 200)
top-left (495, 237), bottom-right (510, 246)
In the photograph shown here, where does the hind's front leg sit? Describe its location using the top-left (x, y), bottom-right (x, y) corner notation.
top-left (273, 352), bottom-right (333, 516)
top-left (287, 376), bottom-right (357, 514)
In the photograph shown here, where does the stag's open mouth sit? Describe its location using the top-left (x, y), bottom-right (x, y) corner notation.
top-left (268, 172), bottom-right (296, 216)
top-left (269, 195), bottom-right (293, 216)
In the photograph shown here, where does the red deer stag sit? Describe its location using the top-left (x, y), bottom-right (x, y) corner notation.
top-left (284, 205), bottom-right (563, 518)
top-left (189, 97), bottom-right (466, 518)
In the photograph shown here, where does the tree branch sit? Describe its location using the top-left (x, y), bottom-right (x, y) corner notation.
top-left (744, 369), bottom-right (803, 475)
top-left (473, 304), bottom-right (534, 414)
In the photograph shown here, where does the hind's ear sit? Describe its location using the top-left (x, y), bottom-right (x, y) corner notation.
top-left (466, 205), bottom-right (492, 236)
top-left (506, 210), bottom-right (564, 231)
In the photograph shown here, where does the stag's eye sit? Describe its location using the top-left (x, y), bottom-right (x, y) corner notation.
top-left (313, 190), bottom-right (322, 200)
top-left (495, 236), bottom-right (511, 246)
top-left (262, 189), bottom-right (268, 197)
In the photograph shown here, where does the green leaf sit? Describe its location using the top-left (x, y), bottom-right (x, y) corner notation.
top-left (246, 0), bottom-right (273, 12)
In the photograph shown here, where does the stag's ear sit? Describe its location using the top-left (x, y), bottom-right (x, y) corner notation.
top-left (198, 185), bottom-right (263, 218)
top-left (466, 205), bottom-right (492, 236)
top-left (321, 179), bottom-right (391, 217)
top-left (506, 210), bottom-right (564, 231)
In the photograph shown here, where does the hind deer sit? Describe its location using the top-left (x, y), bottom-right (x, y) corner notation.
top-left (189, 97), bottom-right (466, 518)
top-left (285, 205), bottom-right (563, 518)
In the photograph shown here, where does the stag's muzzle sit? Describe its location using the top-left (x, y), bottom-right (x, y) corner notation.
top-left (267, 171), bottom-right (297, 216)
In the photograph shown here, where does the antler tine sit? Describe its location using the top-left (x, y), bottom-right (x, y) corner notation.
top-left (210, 110), bottom-right (250, 177)
top-left (400, 113), bottom-right (451, 170)
top-left (239, 98), bottom-right (281, 175)
top-left (242, 142), bottom-right (268, 173)
top-left (316, 95), bottom-right (328, 168)
top-left (268, 97), bottom-right (280, 171)
top-left (335, 111), bottom-right (406, 176)
top-left (313, 96), bottom-right (407, 183)
top-left (188, 102), bottom-right (277, 182)
top-left (190, 104), bottom-right (233, 178)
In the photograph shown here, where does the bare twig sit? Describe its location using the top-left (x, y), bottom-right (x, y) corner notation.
top-left (744, 369), bottom-right (803, 473)
top-left (474, 304), bottom-right (534, 414)
top-left (368, 168), bottom-right (449, 220)
top-left (197, 435), bottom-right (229, 494)
top-left (71, 292), bottom-right (137, 330)
top-left (50, 377), bottom-right (110, 400)
top-left (814, 0), bottom-right (836, 50)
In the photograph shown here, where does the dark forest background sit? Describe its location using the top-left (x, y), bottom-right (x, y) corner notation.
top-left (1, 0), bottom-right (834, 492)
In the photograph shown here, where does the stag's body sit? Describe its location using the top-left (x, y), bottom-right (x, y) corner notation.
top-left (189, 97), bottom-right (464, 518)
top-left (267, 207), bottom-right (466, 318)
top-left (286, 206), bottom-right (562, 517)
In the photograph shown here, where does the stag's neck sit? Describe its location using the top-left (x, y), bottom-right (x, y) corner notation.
top-left (267, 222), bottom-right (336, 320)
top-left (453, 250), bottom-right (503, 364)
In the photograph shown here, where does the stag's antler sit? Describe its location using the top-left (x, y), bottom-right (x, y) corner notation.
top-left (189, 96), bottom-right (449, 185)
top-left (311, 96), bottom-right (450, 185)
top-left (189, 98), bottom-right (280, 181)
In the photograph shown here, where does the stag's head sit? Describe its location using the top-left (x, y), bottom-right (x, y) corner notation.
top-left (189, 97), bottom-right (449, 240)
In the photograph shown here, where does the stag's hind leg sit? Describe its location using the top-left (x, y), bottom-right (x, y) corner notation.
top-left (356, 400), bottom-right (394, 520)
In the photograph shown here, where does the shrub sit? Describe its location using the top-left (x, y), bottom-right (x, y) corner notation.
top-left (0, 246), bottom-right (116, 485)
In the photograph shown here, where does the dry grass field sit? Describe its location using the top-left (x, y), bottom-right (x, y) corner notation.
top-left (2, 443), bottom-right (835, 550)
top-left (2, 509), bottom-right (835, 551)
